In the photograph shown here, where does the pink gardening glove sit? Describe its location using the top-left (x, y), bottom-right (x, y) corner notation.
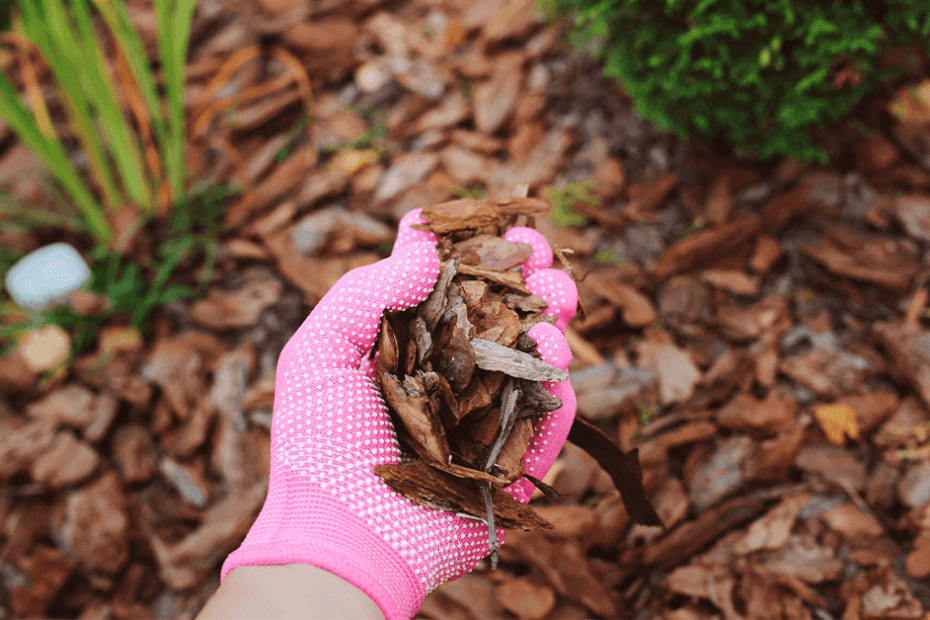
top-left (221, 208), bottom-right (578, 620)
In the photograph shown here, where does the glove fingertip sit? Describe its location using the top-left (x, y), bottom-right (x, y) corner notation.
top-left (526, 269), bottom-right (577, 333)
top-left (503, 227), bottom-right (553, 278)
top-left (394, 208), bottom-right (438, 251)
top-left (527, 322), bottom-right (572, 372)
top-left (384, 240), bottom-right (440, 312)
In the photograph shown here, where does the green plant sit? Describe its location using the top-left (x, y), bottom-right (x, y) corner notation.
top-left (544, 179), bottom-right (602, 228)
top-left (537, 0), bottom-right (930, 164)
top-left (458, 73), bottom-right (475, 101)
top-left (0, 247), bottom-right (23, 277)
top-left (848, 119), bottom-right (873, 137)
top-left (154, 179), bottom-right (239, 299)
top-left (0, 0), bottom-right (12, 32)
top-left (637, 402), bottom-right (655, 425)
top-left (594, 247), bottom-right (628, 266)
top-left (449, 184), bottom-right (487, 200)
top-left (347, 103), bottom-right (381, 117)
top-left (0, 0), bottom-right (197, 248)
top-left (43, 244), bottom-right (194, 355)
top-left (680, 216), bottom-right (704, 238)
top-left (274, 114), bottom-right (309, 162)
top-left (0, 184), bottom-right (89, 233)
top-left (318, 110), bottom-right (389, 159)
top-left (0, 179), bottom-right (239, 358)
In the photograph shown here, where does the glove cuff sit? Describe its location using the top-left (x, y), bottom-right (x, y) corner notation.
top-left (221, 493), bottom-right (426, 620)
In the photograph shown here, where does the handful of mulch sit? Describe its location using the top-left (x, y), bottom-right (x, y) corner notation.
top-left (373, 197), bottom-right (662, 567)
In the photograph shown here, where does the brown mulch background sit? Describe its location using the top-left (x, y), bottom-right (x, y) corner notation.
top-left (2, 0), bottom-right (930, 618)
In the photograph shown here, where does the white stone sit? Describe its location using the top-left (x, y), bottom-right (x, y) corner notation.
top-left (5, 242), bottom-right (90, 311)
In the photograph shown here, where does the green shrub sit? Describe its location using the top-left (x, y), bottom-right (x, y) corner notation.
top-left (544, 180), bottom-right (602, 228)
top-left (538, 0), bottom-right (930, 163)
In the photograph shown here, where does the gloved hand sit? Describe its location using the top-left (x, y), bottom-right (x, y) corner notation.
top-left (221, 208), bottom-right (578, 620)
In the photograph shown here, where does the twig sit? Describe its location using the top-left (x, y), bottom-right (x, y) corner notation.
top-left (455, 512), bottom-right (488, 524)
top-left (480, 377), bottom-right (522, 569)
top-left (484, 377), bottom-right (522, 473)
top-left (837, 478), bottom-right (877, 523)
top-left (552, 244), bottom-right (587, 322)
top-left (481, 481), bottom-right (499, 569)
top-left (523, 473), bottom-right (564, 503)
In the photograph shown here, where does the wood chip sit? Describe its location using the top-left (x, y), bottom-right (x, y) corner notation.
top-left (411, 198), bottom-right (501, 233)
top-left (418, 260), bottom-right (458, 332)
top-left (456, 263), bottom-right (532, 295)
top-left (653, 215), bottom-right (762, 281)
top-left (449, 234), bottom-right (532, 270)
top-left (873, 320), bottom-right (930, 411)
top-left (375, 461), bottom-right (552, 531)
top-left (568, 416), bottom-right (663, 528)
top-left (378, 371), bottom-right (450, 464)
top-left (471, 338), bottom-right (568, 382)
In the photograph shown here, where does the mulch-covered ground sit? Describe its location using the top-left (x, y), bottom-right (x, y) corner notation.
top-left (1, 0), bottom-right (930, 618)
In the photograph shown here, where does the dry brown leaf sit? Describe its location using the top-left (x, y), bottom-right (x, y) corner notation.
top-left (814, 404), bottom-right (860, 445)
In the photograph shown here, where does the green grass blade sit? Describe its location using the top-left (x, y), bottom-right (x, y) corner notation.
top-left (22, 0), bottom-right (123, 213)
top-left (68, 0), bottom-right (152, 210)
top-left (0, 69), bottom-right (111, 245)
top-left (92, 0), bottom-right (167, 165)
top-left (157, 0), bottom-right (197, 199)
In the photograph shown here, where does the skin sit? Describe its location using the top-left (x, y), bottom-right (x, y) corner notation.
top-left (194, 564), bottom-right (385, 620)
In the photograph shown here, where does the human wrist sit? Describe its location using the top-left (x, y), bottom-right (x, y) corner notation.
top-left (221, 490), bottom-right (426, 620)
top-left (199, 564), bottom-right (385, 620)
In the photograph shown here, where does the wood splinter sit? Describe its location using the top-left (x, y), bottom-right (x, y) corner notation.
top-left (481, 481), bottom-right (498, 569)
top-left (482, 377), bottom-right (521, 562)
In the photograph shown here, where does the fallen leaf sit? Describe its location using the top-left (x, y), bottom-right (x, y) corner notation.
top-left (815, 404), bottom-right (860, 445)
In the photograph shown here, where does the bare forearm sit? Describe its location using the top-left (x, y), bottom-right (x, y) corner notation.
top-left (196, 564), bottom-right (386, 620)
